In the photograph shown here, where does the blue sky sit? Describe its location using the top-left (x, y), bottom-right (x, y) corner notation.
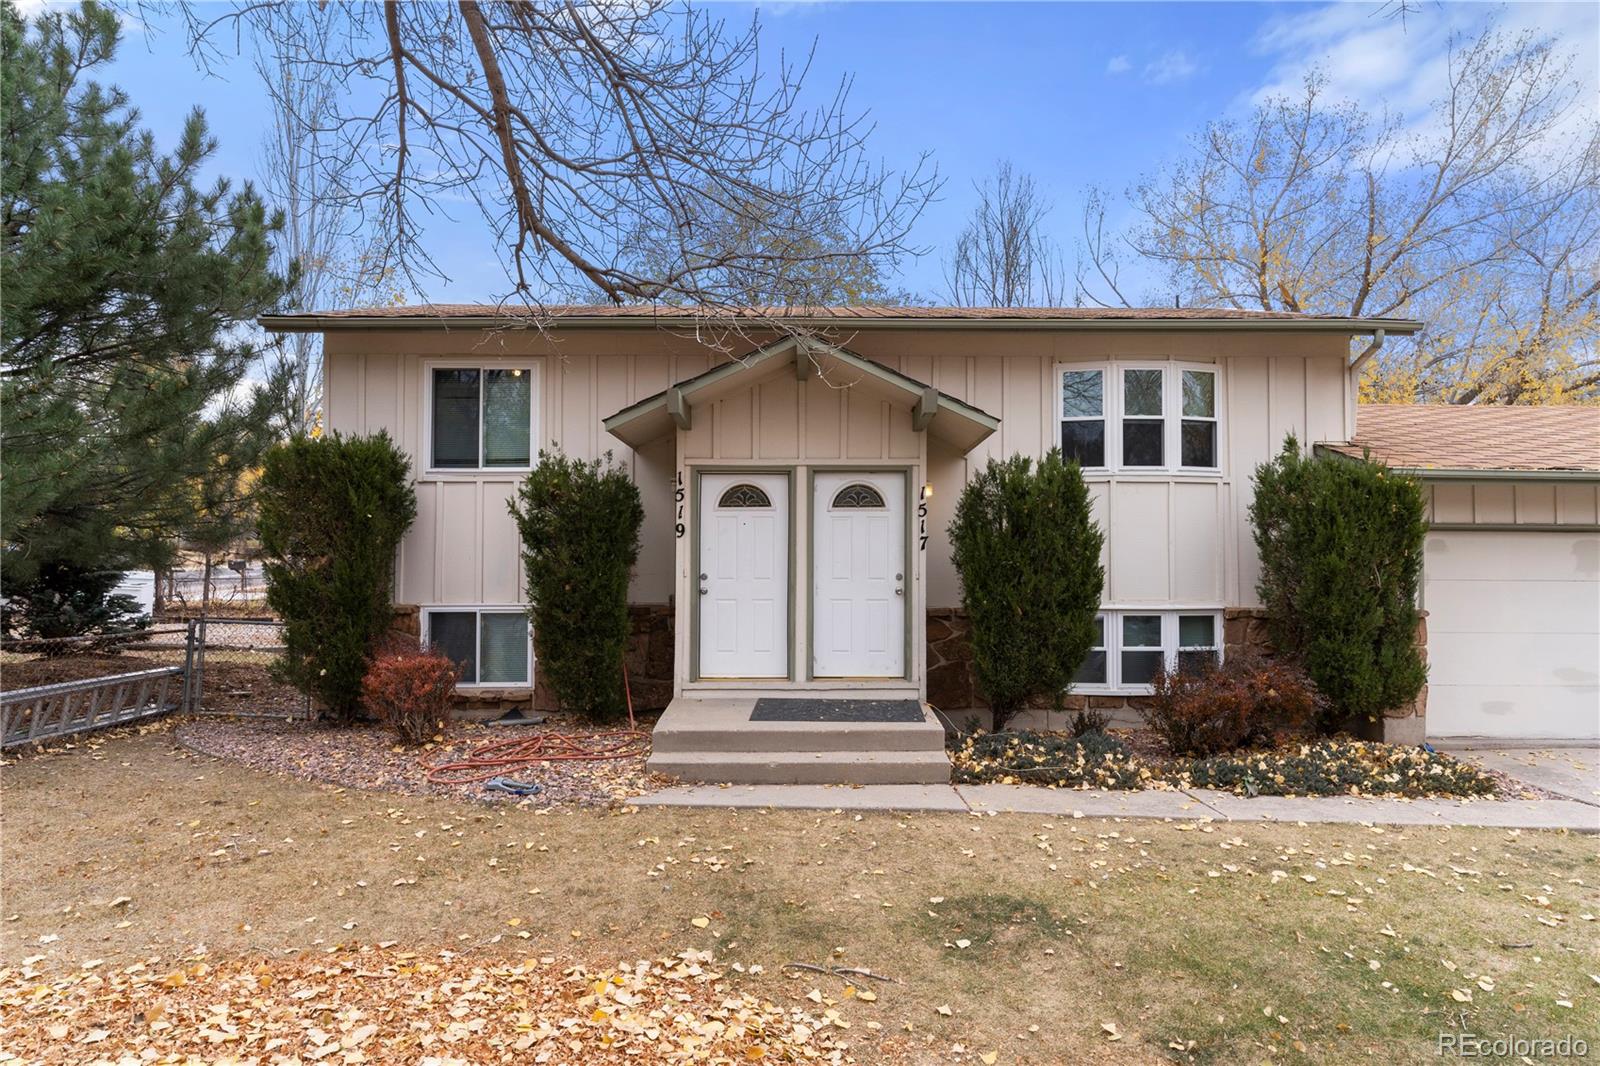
top-left (76, 1), bottom-right (1600, 304)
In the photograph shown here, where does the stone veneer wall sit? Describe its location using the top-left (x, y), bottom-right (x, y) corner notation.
top-left (928, 607), bottom-right (1149, 730)
top-left (393, 603), bottom-right (675, 721)
top-left (927, 606), bottom-right (1429, 742)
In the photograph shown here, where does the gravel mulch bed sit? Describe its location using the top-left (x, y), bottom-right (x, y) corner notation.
top-left (1104, 725), bottom-right (1554, 799)
top-left (176, 714), bottom-right (670, 807)
top-left (952, 729), bottom-right (1534, 799)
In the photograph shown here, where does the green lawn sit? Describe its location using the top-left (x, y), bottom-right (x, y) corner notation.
top-left (3, 727), bottom-right (1596, 1064)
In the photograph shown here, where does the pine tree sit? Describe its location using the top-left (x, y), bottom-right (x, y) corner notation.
top-left (1, 1), bottom-right (291, 589)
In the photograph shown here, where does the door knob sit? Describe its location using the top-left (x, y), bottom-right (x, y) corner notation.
top-left (699, 587), bottom-right (708, 595)
top-left (895, 588), bottom-right (904, 596)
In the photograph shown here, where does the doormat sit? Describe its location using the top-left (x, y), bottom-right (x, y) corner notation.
top-left (749, 698), bottom-right (925, 723)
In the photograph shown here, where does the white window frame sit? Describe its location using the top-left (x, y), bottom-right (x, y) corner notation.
top-left (1070, 608), bottom-right (1224, 695)
top-left (421, 358), bottom-right (542, 476)
top-left (1117, 364), bottom-right (1169, 470)
top-left (1053, 361), bottom-right (1222, 474)
top-left (1057, 365), bottom-right (1110, 473)
top-left (1176, 365), bottom-right (1221, 472)
top-left (421, 605), bottom-right (534, 689)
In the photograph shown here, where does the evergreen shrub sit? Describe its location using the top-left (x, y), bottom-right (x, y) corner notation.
top-left (257, 433), bottom-right (416, 724)
top-left (1249, 436), bottom-right (1428, 729)
top-left (948, 449), bottom-right (1104, 732)
top-left (510, 450), bottom-right (643, 722)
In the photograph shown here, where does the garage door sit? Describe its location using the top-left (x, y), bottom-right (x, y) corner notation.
top-left (1424, 529), bottom-right (1600, 740)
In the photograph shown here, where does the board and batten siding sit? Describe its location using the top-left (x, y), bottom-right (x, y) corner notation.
top-left (1422, 480), bottom-right (1600, 529)
top-left (322, 327), bottom-right (1353, 614)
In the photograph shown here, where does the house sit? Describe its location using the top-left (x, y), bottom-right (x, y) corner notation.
top-left (258, 304), bottom-right (1595, 781)
top-left (1319, 404), bottom-right (1600, 745)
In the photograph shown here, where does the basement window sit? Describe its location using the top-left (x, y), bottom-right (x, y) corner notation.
top-left (425, 608), bottom-right (531, 686)
top-left (1070, 609), bottom-right (1223, 693)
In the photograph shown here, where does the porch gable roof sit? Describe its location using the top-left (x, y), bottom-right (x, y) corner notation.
top-left (602, 337), bottom-right (999, 453)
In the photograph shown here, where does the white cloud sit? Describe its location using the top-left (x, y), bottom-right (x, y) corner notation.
top-left (1106, 54), bottom-right (1132, 75)
top-left (1143, 49), bottom-right (1199, 85)
top-left (1249, 1), bottom-right (1598, 137)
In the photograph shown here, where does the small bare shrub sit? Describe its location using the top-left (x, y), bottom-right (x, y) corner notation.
top-left (1146, 654), bottom-right (1324, 757)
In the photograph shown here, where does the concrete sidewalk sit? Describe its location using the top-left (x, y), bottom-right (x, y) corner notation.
top-left (1439, 746), bottom-right (1599, 807)
top-left (636, 781), bottom-right (1600, 831)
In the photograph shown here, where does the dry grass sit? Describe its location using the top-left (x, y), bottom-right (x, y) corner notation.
top-left (2, 727), bottom-right (1597, 1064)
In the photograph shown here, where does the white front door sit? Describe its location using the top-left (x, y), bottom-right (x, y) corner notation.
top-left (698, 473), bottom-right (790, 679)
top-left (813, 472), bottom-right (906, 678)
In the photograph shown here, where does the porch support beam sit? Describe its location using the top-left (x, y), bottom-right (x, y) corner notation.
top-left (666, 386), bottom-right (692, 430)
top-left (912, 387), bottom-right (938, 432)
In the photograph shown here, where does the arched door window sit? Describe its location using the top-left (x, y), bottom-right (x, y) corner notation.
top-left (718, 483), bottom-right (772, 508)
top-left (831, 483), bottom-right (886, 509)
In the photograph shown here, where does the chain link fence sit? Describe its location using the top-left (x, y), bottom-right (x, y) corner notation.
top-left (182, 617), bottom-right (310, 719)
top-left (2, 616), bottom-right (310, 747)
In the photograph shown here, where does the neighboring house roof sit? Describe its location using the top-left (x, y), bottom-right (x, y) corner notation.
top-left (1321, 404), bottom-right (1600, 474)
top-left (259, 303), bottom-right (1419, 334)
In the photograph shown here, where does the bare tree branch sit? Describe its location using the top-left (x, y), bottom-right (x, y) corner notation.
top-left (183, 0), bottom-right (938, 341)
top-left (944, 161), bottom-right (1067, 307)
top-left (1077, 25), bottom-right (1600, 404)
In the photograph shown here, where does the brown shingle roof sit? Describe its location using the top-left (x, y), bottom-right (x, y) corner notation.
top-left (281, 303), bottom-right (1353, 321)
top-left (260, 303), bottom-right (1420, 331)
top-left (1323, 404), bottom-right (1600, 473)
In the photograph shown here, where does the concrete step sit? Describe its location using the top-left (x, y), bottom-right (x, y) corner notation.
top-left (646, 749), bottom-right (953, 786)
top-left (651, 719), bottom-right (946, 754)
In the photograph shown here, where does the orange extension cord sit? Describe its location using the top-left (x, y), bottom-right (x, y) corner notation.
top-left (422, 661), bottom-right (649, 786)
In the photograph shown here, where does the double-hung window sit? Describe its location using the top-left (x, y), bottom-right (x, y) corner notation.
top-left (1071, 609), bottom-right (1222, 692)
top-left (1060, 369), bottom-right (1106, 468)
top-left (1120, 369), bottom-right (1166, 467)
top-left (430, 364), bottom-right (537, 471)
top-left (425, 608), bottom-right (531, 686)
top-left (1180, 369), bottom-right (1218, 468)
top-left (1056, 363), bottom-right (1219, 471)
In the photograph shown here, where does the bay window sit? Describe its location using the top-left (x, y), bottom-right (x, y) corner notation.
top-left (1071, 609), bottom-right (1223, 692)
top-left (1056, 363), bottom-right (1219, 471)
top-left (425, 608), bottom-right (532, 686)
top-left (430, 364), bottom-right (536, 470)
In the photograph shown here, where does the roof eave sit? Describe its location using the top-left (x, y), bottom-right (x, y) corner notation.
top-left (1313, 444), bottom-right (1600, 481)
top-left (258, 313), bottom-right (1423, 335)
